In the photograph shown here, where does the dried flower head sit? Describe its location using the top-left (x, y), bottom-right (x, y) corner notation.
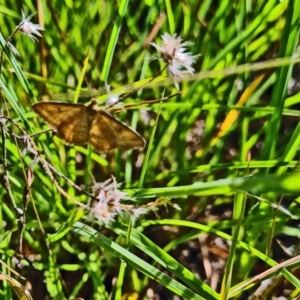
top-left (17, 11), bottom-right (44, 42)
top-left (151, 33), bottom-right (197, 87)
top-left (88, 176), bottom-right (147, 225)
top-left (88, 177), bottom-right (180, 226)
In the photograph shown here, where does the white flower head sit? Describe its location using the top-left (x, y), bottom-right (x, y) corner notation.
top-left (104, 83), bottom-right (121, 107)
top-left (88, 176), bottom-right (140, 225)
top-left (151, 33), bottom-right (197, 86)
top-left (18, 11), bottom-right (44, 42)
top-left (106, 94), bottom-right (120, 106)
top-left (87, 177), bottom-right (177, 226)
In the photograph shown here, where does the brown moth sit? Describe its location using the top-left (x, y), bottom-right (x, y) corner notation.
top-left (32, 100), bottom-right (146, 151)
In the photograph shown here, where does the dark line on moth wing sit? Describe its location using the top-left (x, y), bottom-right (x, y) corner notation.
top-left (56, 111), bottom-right (90, 144)
top-left (31, 103), bottom-right (59, 125)
top-left (88, 112), bottom-right (117, 150)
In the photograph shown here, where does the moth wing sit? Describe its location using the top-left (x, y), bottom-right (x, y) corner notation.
top-left (32, 102), bottom-right (90, 145)
top-left (89, 110), bottom-right (146, 151)
top-left (32, 102), bottom-right (85, 127)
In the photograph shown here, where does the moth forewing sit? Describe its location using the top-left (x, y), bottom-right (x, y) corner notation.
top-left (32, 101), bottom-right (146, 151)
top-left (55, 109), bottom-right (91, 145)
top-left (32, 102), bottom-right (91, 145)
top-left (32, 102), bottom-right (85, 127)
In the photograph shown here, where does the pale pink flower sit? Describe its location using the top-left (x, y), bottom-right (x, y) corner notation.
top-left (18, 11), bottom-right (44, 42)
top-left (88, 177), bottom-right (146, 225)
top-left (88, 177), bottom-right (179, 225)
top-left (151, 33), bottom-right (197, 86)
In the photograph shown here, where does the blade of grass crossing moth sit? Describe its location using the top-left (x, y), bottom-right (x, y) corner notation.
top-left (100, 2), bottom-right (129, 297)
top-left (75, 51), bottom-right (91, 190)
top-left (73, 50), bottom-right (90, 103)
top-left (122, 55), bottom-right (150, 299)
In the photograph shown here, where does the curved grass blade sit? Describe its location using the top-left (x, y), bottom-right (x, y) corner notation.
top-left (72, 222), bottom-right (211, 300)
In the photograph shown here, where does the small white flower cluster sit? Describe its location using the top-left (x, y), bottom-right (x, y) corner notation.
top-left (151, 33), bottom-right (197, 88)
top-left (6, 10), bottom-right (44, 57)
top-left (88, 176), bottom-right (147, 226)
top-left (104, 83), bottom-right (121, 108)
top-left (18, 11), bottom-right (44, 42)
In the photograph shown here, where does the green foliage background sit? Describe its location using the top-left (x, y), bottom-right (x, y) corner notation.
top-left (1, 0), bottom-right (300, 299)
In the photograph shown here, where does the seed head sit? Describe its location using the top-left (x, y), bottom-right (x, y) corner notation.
top-left (18, 11), bottom-right (44, 42)
top-left (151, 33), bottom-right (197, 87)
